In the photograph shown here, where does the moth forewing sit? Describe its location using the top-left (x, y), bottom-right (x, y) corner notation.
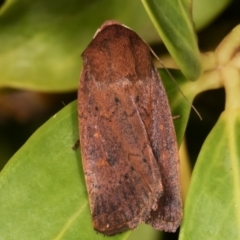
top-left (78, 20), bottom-right (182, 235)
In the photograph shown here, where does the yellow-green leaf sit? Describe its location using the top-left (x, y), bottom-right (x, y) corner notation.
top-left (179, 111), bottom-right (240, 239)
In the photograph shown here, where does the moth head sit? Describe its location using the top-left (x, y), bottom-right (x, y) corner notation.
top-left (93, 20), bottom-right (121, 39)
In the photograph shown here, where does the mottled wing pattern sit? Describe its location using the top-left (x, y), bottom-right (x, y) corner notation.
top-left (79, 69), bottom-right (163, 235)
top-left (78, 21), bottom-right (182, 235)
top-left (141, 69), bottom-right (182, 232)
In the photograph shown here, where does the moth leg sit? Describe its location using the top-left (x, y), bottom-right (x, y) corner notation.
top-left (72, 139), bottom-right (80, 150)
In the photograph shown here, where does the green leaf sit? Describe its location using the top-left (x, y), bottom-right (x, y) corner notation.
top-left (0, 0), bottom-right (157, 91)
top-left (179, 111), bottom-right (240, 240)
top-left (193, 0), bottom-right (231, 30)
top-left (0, 69), bottom-right (194, 239)
top-left (0, 102), bottom-right (130, 240)
top-left (141, 0), bottom-right (202, 80)
top-left (127, 224), bottom-right (162, 240)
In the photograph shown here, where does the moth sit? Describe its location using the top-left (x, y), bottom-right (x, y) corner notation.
top-left (78, 20), bottom-right (182, 236)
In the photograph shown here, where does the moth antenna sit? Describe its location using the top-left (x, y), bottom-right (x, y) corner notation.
top-left (150, 48), bottom-right (202, 120)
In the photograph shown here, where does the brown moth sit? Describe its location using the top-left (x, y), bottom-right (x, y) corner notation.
top-left (78, 20), bottom-right (182, 236)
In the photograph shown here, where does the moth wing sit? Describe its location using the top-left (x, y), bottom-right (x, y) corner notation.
top-left (141, 69), bottom-right (182, 232)
top-left (78, 70), bottom-right (163, 235)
